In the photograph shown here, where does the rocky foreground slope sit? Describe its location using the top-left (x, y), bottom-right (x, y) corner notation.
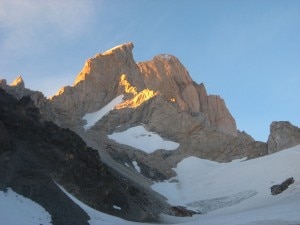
top-left (0, 88), bottom-right (195, 224)
top-left (1, 42), bottom-right (300, 182)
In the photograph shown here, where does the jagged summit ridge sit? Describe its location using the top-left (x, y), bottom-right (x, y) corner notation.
top-left (138, 52), bottom-right (237, 136)
top-left (44, 42), bottom-right (237, 136)
top-left (73, 42), bottom-right (138, 87)
top-left (48, 43), bottom-right (145, 125)
top-left (102, 42), bottom-right (134, 56)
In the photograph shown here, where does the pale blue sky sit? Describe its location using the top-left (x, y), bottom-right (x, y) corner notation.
top-left (0, 0), bottom-right (299, 141)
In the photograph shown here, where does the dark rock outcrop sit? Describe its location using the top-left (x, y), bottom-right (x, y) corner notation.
top-left (271, 177), bottom-right (294, 195)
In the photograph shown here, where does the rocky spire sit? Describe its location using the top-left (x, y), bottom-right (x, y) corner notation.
top-left (10, 75), bottom-right (25, 88)
top-left (0, 75), bottom-right (27, 100)
top-left (138, 54), bottom-right (198, 112)
top-left (49, 42), bottom-right (146, 128)
top-left (73, 42), bottom-right (138, 86)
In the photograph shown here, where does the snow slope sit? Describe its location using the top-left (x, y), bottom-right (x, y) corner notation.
top-left (82, 95), bottom-right (124, 130)
top-left (56, 184), bottom-right (154, 225)
top-left (0, 188), bottom-right (52, 225)
top-left (108, 125), bottom-right (180, 153)
top-left (2, 146), bottom-right (300, 225)
top-left (153, 144), bottom-right (300, 225)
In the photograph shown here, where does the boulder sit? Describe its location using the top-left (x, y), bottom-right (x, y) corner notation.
top-left (271, 177), bottom-right (294, 195)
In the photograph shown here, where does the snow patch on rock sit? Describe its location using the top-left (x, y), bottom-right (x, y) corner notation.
top-left (113, 205), bottom-right (122, 210)
top-left (82, 95), bottom-right (124, 130)
top-left (133, 161), bottom-right (141, 173)
top-left (108, 125), bottom-right (179, 153)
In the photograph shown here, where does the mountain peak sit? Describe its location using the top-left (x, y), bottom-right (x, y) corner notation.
top-left (153, 54), bottom-right (177, 61)
top-left (73, 42), bottom-right (139, 87)
top-left (102, 42), bottom-right (134, 56)
top-left (10, 75), bottom-right (25, 88)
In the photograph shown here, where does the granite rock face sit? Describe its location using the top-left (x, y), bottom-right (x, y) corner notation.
top-left (49, 42), bottom-right (146, 129)
top-left (1, 43), bottom-right (237, 137)
top-left (267, 121), bottom-right (300, 154)
top-left (45, 43), bottom-right (236, 136)
top-left (138, 54), bottom-right (237, 136)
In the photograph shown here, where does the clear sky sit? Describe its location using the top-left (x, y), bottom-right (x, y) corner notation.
top-left (0, 0), bottom-right (299, 141)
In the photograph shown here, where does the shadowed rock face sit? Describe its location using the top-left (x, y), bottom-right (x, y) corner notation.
top-left (0, 88), bottom-right (179, 223)
top-left (268, 121), bottom-right (300, 154)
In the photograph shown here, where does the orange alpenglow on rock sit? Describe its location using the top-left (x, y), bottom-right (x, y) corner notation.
top-left (116, 88), bottom-right (157, 109)
top-left (170, 98), bottom-right (176, 103)
top-left (118, 74), bottom-right (138, 96)
top-left (10, 75), bottom-right (25, 88)
top-left (116, 74), bottom-right (157, 109)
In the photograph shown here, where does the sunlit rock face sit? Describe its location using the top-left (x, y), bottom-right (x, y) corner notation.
top-left (47, 43), bottom-right (236, 136)
top-left (138, 54), bottom-right (237, 137)
top-left (10, 75), bottom-right (25, 88)
top-left (1, 76), bottom-right (26, 99)
top-left (138, 54), bottom-right (199, 112)
top-left (48, 42), bottom-right (146, 128)
top-left (268, 121), bottom-right (300, 154)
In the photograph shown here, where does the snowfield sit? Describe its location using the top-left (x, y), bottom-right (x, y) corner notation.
top-left (82, 95), bottom-right (124, 130)
top-left (0, 188), bottom-right (52, 225)
top-left (152, 144), bottom-right (300, 225)
top-left (1, 145), bottom-right (300, 225)
top-left (108, 125), bottom-right (180, 153)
